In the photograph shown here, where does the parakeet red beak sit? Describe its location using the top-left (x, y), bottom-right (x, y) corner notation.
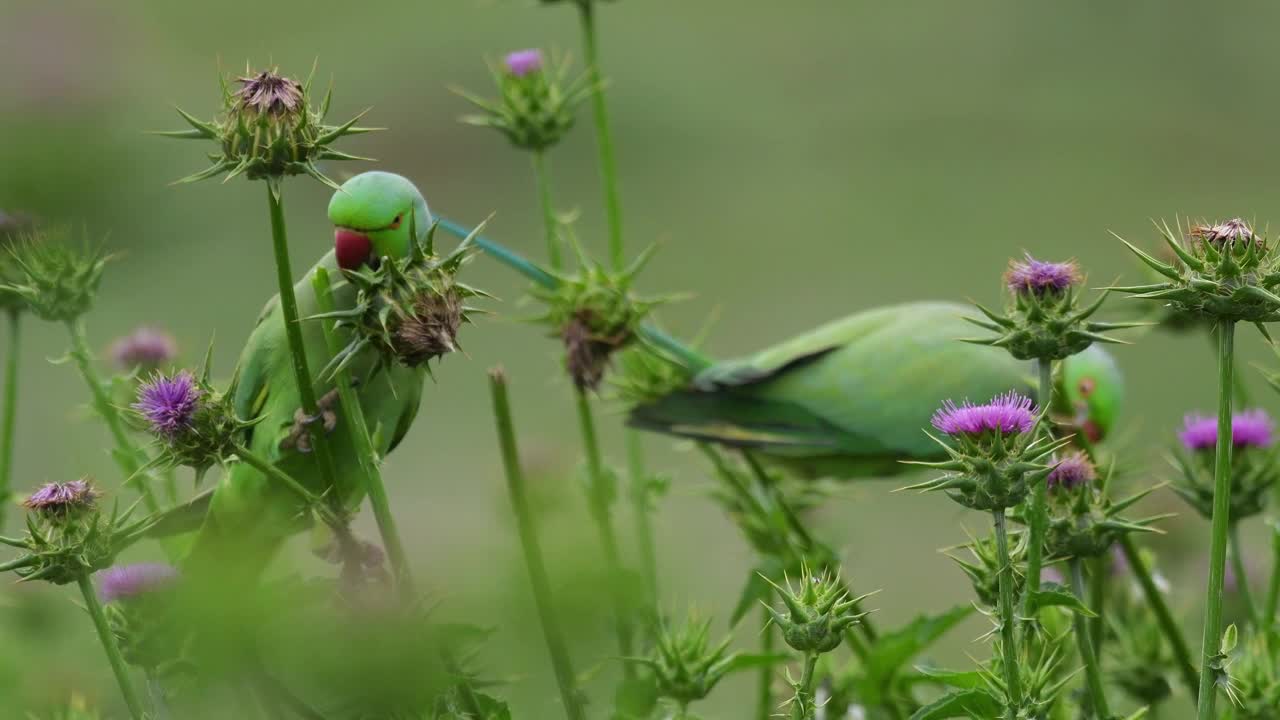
top-left (335, 228), bottom-right (372, 270)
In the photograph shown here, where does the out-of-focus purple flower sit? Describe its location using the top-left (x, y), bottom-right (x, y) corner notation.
top-left (504, 49), bottom-right (544, 77)
top-left (23, 479), bottom-right (99, 516)
top-left (1191, 218), bottom-right (1257, 247)
top-left (1179, 409), bottom-right (1275, 452)
top-left (133, 371), bottom-right (200, 440)
top-left (1004, 254), bottom-right (1080, 295)
top-left (97, 563), bottom-right (179, 603)
top-left (1040, 566), bottom-right (1065, 586)
top-left (109, 327), bottom-right (177, 373)
top-left (1047, 453), bottom-right (1095, 491)
top-left (931, 391), bottom-right (1037, 437)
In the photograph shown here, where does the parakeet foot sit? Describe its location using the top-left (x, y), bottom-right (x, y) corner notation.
top-left (280, 387), bottom-right (342, 453)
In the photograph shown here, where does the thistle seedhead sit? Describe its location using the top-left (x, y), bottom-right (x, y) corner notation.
top-left (1, 483), bottom-right (154, 586)
top-left (0, 230), bottom-right (110, 323)
top-left (633, 613), bottom-right (740, 708)
top-left (1043, 457), bottom-right (1165, 561)
top-left (761, 567), bottom-right (872, 655)
top-left (906, 392), bottom-right (1065, 511)
top-left (532, 242), bottom-right (675, 391)
top-left (132, 359), bottom-right (252, 483)
top-left (455, 49), bottom-right (592, 152)
top-left (318, 220), bottom-right (487, 379)
top-left (1113, 218), bottom-right (1280, 327)
top-left (965, 254), bottom-right (1136, 362)
top-left (161, 63), bottom-right (376, 188)
top-left (110, 326), bottom-right (178, 375)
top-left (1170, 410), bottom-right (1278, 522)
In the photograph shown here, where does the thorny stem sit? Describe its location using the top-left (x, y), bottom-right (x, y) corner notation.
top-left (66, 318), bottom-right (160, 514)
top-left (627, 430), bottom-right (659, 622)
top-left (0, 309), bottom-right (19, 531)
top-left (231, 442), bottom-right (344, 531)
top-left (1089, 555), bottom-right (1106, 661)
top-left (264, 181), bottom-right (342, 515)
top-left (1229, 523), bottom-right (1259, 625)
top-left (1118, 536), bottom-right (1199, 701)
top-left (531, 150), bottom-right (562, 272)
top-left (575, 0), bottom-right (625, 272)
top-left (790, 652), bottom-right (819, 720)
top-left (992, 510), bottom-right (1024, 719)
top-left (312, 269), bottom-right (414, 599)
top-left (1021, 358), bottom-right (1053, 643)
top-left (574, 388), bottom-right (636, 674)
top-left (1196, 321), bottom-right (1235, 720)
top-left (490, 370), bottom-right (588, 720)
top-left (78, 574), bottom-right (145, 720)
top-left (757, 607), bottom-right (774, 720)
top-left (1070, 558), bottom-right (1111, 718)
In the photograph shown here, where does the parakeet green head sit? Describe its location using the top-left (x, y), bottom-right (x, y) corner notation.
top-left (1061, 345), bottom-right (1123, 443)
top-left (328, 171), bottom-right (431, 270)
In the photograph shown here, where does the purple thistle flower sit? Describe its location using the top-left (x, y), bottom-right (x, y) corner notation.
top-left (1047, 452), bottom-right (1095, 491)
top-left (1004, 254), bottom-right (1080, 295)
top-left (23, 479), bottom-right (100, 516)
top-left (97, 563), bottom-right (179, 603)
top-left (109, 326), bottom-right (177, 373)
top-left (133, 371), bottom-right (200, 440)
top-left (1179, 409), bottom-right (1275, 451)
top-left (1191, 218), bottom-right (1257, 247)
top-left (931, 391), bottom-right (1038, 437)
top-left (504, 49), bottom-right (544, 77)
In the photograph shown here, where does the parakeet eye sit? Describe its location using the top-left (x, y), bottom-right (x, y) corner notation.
top-left (388, 214), bottom-right (403, 230)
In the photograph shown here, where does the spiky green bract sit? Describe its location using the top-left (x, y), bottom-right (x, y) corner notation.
top-left (531, 242), bottom-right (677, 390)
top-left (903, 424), bottom-right (1069, 512)
top-left (0, 488), bottom-right (154, 586)
top-left (1222, 626), bottom-right (1280, 718)
top-left (627, 613), bottom-right (743, 708)
top-left (0, 230), bottom-right (109, 323)
top-left (1112, 219), bottom-right (1280, 328)
top-left (761, 567), bottom-right (872, 655)
top-left (981, 633), bottom-right (1080, 719)
top-left (610, 344), bottom-right (694, 405)
top-left (1170, 431), bottom-right (1279, 524)
top-left (1041, 461), bottom-right (1167, 561)
top-left (946, 527), bottom-right (1030, 609)
top-left (161, 64), bottom-right (375, 188)
top-left (316, 219), bottom-right (487, 379)
top-left (455, 51), bottom-right (593, 152)
top-left (965, 268), bottom-right (1134, 362)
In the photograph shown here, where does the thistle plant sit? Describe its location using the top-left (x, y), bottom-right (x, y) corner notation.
top-left (1115, 217), bottom-right (1280, 719)
top-left (1171, 410), bottom-right (1277, 524)
top-left (97, 563), bottom-right (187, 678)
top-left (1221, 627), bottom-right (1280, 719)
top-left (110, 327), bottom-right (178, 376)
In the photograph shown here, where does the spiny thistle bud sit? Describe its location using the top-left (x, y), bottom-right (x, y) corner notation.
top-left (0, 231), bottom-right (110, 323)
top-left (1114, 218), bottom-right (1280, 327)
top-left (455, 49), bottom-right (592, 152)
top-left (318, 220), bottom-right (487, 378)
top-left (761, 567), bottom-right (873, 654)
top-left (1223, 627), bottom-right (1280, 718)
top-left (109, 326), bottom-right (178, 375)
top-left (1170, 410), bottom-right (1278, 522)
top-left (975, 632), bottom-right (1076, 718)
top-left (0, 483), bottom-right (153, 585)
top-left (161, 63), bottom-right (376, 188)
top-left (132, 360), bottom-right (251, 482)
top-left (631, 613), bottom-right (743, 708)
top-left (97, 563), bottom-right (186, 672)
top-left (533, 243), bottom-right (676, 391)
top-left (946, 527), bottom-right (1030, 608)
top-left (905, 392), bottom-right (1067, 511)
top-left (1043, 457), bottom-right (1166, 561)
top-left (965, 254), bottom-right (1138, 361)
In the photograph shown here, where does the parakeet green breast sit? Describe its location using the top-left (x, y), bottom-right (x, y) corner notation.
top-left (629, 301), bottom-right (1122, 479)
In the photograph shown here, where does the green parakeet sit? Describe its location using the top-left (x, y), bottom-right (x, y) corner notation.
top-left (629, 301), bottom-right (1122, 478)
top-left (186, 171), bottom-right (433, 579)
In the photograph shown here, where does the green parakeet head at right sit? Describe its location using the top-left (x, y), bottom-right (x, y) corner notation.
top-left (1060, 344), bottom-right (1123, 443)
top-left (329, 171), bottom-right (431, 270)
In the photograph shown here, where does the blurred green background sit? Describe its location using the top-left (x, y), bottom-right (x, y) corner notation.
top-left (2, 1), bottom-right (1279, 717)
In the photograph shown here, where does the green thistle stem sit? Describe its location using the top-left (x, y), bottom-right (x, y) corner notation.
top-left (1196, 320), bottom-right (1235, 720)
top-left (490, 369), bottom-right (587, 720)
top-left (627, 430), bottom-right (659, 620)
top-left (531, 150), bottom-right (562, 272)
top-left (230, 443), bottom-right (344, 530)
top-left (575, 0), bottom-right (625, 272)
top-left (1021, 358), bottom-right (1053, 642)
top-left (757, 608), bottom-right (774, 720)
top-left (1089, 555), bottom-right (1106, 660)
top-left (1118, 536), bottom-right (1199, 700)
top-left (1265, 525), bottom-right (1280, 623)
top-left (78, 574), bottom-right (145, 720)
top-left (1229, 523), bottom-right (1259, 625)
top-left (992, 510), bottom-right (1024, 719)
top-left (790, 652), bottom-right (819, 720)
top-left (264, 180), bottom-right (342, 514)
top-left (575, 388), bottom-right (635, 673)
top-left (312, 269), bottom-right (414, 598)
top-left (1069, 558), bottom-right (1111, 718)
top-left (66, 319), bottom-right (159, 514)
top-left (0, 309), bottom-right (19, 531)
